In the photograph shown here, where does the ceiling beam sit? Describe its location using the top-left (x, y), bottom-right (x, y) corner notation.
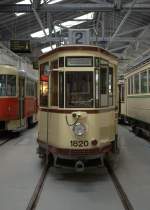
top-left (0, 3), bottom-right (150, 13)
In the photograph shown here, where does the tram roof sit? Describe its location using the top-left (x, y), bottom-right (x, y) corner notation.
top-left (39, 45), bottom-right (118, 61)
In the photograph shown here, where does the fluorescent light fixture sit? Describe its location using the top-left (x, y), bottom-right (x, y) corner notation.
top-left (41, 0), bottom-right (63, 4)
top-left (74, 12), bottom-right (94, 20)
top-left (61, 20), bottom-right (85, 28)
top-left (15, 0), bottom-right (31, 17)
top-left (31, 28), bottom-right (49, 38)
top-left (41, 44), bottom-right (56, 53)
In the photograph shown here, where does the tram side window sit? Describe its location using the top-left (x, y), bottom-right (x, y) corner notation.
top-left (59, 72), bottom-right (64, 108)
top-left (131, 76), bottom-right (134, 94)
top-left (128, 78), bottom-right (130, 95)
top-left (121, 85), bottom-right (125, 102)
top-left (51, 71), bottom-right (58, 106)
top-left (40, 81), bottom-right (48, 107)
top-left (40, 62), bottom-right (49, 76)
top-left (7, 75), bottom-right (16, 96)
top-left (0, 75), bottom-right (6, 96)
top-left (95, 69), bottom-right (99, 108)
top-left (141, 71), bottom-right (148, 93)
top-left (109, 67), bottom-right (113, 106)
top-left (65, 72), bottom-right (93, 108)
top-left (134, 73), bottom-right (139, 94)
top-left (59, 57), bottom-right (64, 67)
top-left (100, 68), bottom-right (108, 107)
top-left (26, 79), bottom-right (35, 96)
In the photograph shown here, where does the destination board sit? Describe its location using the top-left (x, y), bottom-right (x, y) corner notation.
top-left (10, 40), bottom-right (31, 53)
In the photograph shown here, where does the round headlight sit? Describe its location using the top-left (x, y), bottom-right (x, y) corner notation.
top-left (73, 123), bottom-right (86, 136)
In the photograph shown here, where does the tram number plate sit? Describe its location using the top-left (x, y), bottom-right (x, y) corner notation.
top-left (70, 140), bottom-right (89, 147)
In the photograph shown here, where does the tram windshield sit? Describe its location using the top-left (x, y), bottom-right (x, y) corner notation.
top-left (0, 75), bottom-right (16, 96)
top-left (66, 72), bottom-right (93, 108)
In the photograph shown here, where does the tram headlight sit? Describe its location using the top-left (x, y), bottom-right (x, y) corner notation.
top-left (73, 123), bottom-right (86, 136)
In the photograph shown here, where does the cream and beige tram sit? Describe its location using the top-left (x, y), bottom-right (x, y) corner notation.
top-left (37, 45), bottom-right (118, 170)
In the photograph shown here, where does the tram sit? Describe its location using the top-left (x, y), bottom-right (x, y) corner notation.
top-left (118, 58), bottom-right (150, 137)
top-left (0, 64), bottom-right (38, 131)
top-left (37, 45), bottom-right (118, 170)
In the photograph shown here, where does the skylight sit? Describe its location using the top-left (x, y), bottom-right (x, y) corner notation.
top-left (74, 12), bottom-right (94, 20)
top-left (15, 0), bottom-right (31, 17)
top-left (31, 28), bottom-right (49, 38)
top-left (41, 44), bottom-right (56, 53)
top-left (41, 0), bottom-right (63, 4)
top-left (61, 20), bottom-right (85, 28)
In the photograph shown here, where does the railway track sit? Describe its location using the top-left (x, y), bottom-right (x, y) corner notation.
top-left (105, 160), bottom-right (134, 210)
top-left (26, 160), bottom-right (134, 210)
top-left (26, 163), bottom-right (50, 210)
top-left (0, 132), bottom-right (19, 146)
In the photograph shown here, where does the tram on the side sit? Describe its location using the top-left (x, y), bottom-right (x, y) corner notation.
top-left (0, 64), bottom-right (38, 131)
top-left (37, 45), bottom-right (118, 170)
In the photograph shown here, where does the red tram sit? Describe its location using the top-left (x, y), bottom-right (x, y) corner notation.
top-left (0, 64), bottom-right (38, 131)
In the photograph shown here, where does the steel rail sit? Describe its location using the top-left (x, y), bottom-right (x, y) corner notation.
top-left (26, 163), bottom-right (50, 210)
top-left (105, 160), bottom-right (134, 210)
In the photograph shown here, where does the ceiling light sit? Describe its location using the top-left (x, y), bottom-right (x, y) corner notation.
top-left (41, 44), bottom-right (56, 53)
top-left (74, 12), bottom-right (94, 20)
top-left (15, 0), bottom-right (32, 17)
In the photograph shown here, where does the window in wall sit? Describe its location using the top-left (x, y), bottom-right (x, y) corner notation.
top-left (128, 78), bottom-right (130, 95)
top-left (40, 81), bottom-right (48, 107)
top-left (141, 70), bottom-right (147, 93)
top-left (51, 71), bottom-right (58, 106)
top-left (65, 72), bottom-right (93, 108)
top-left (59, 72), bottom-right (64, 108)
top-left (109, 67), bottom-right (113, 106)
top-left (0, 75), bottom-right (6, 96)
top-left (100, 67), bottom-right (108, 107)
top-left (134, 73), bottom-right (139, 94)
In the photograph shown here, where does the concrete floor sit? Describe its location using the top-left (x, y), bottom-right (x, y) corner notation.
top-left (0, 125), bottom-right (150, 210)
top-left (0, 126), bottom-right (43, 210)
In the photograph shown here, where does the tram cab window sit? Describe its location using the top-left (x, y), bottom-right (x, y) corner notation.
top-left (51, 71), bottom-right (58, 106)
top-left (40, 81), bottom-right (48, 107)
top-left (51, 60), bottom-right (58, 69)
top-left (120, 85), bottom-right (125, 102)
top-left (141, 71), bottom-right (148, 93)
top-left (149, 70), bottom-right (150, 92)
top-left (94, 57), bottom-right (100, 67)
top-left (131, 76), bottom-right (134, 94)
top-left (0, 75), bottom-right (6, 96)
top-left (7, 75), bottom-right (16, 96)
top-left (40, 62), bottom-right (49, 76)
top-left (66, 72), bottom-right (93, 108)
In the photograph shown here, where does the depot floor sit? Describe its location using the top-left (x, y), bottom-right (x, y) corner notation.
top-left (0, 125), bottom-right (150, 210)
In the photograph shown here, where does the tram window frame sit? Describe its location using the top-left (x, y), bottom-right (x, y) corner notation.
top-left (7, 75), bottom-right (16, 96)
top-left (100, 65), bottom-right (109, 107)
top-left (65, 56), bottom-right (93, 67)
top-left (134, 73), bottom-right (139, 94)
top-left (128, 78), bottom-right (130, 95)
top-left (51, 59), bottom-right (58, 69)
top-left (59, 72), bottom-right (64, 108)
top-left (50, 71), bottom-right (58, 107)
top-left (40, 81), bottom-right (48, 107)
top-left (95, 69), bottom-right (100, 108)
top-left (40, 62), bottom-right (49, 76)
top-left (65, 71), bottom-right (93, 108)
top-left (121, 84), bottom-right (125, 102)
top-left (109, 67), bottom-right (113, 106)
top-left (94, 57), bottom-right (100, 67)
top-left (59, 57), bottom-right (64, 67)
top-left (130, 76), bottom-right (134, 94)
top-left (141, 70), bottom-right (148, 93)
top-left (0, 75), bottom-right (6, 96)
